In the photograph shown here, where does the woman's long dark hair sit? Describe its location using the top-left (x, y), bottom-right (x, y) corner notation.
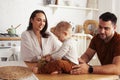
top-left (27, 10), bottom-right (49, 38)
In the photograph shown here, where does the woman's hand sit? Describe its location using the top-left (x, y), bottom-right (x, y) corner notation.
top-left (31, 56), bottom-right (38, 62)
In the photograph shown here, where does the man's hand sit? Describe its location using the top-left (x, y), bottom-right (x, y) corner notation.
top-left (70, 58), bottom-right (89, 75)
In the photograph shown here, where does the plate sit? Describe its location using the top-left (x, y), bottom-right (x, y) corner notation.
top-left (0, 66), bottom-right (32, 79)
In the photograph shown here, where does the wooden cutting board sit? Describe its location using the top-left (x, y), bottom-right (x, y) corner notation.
top-left (0, 66), bottom-right (32, 79)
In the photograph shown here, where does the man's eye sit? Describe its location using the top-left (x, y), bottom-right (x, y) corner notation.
top-left (99, 26), bottom-right (102, 29)
top-left (104, 27), bottom-right (109, 30)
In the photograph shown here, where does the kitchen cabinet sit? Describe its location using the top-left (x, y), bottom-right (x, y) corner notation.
top-left (0, 37), bottom-right (21, 61)
top-left (0, 37), bottom-right (21, 48)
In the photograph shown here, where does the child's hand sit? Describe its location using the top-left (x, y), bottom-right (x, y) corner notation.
top-left (32, 67), bottom-right (39, 74)
top-left (45, 54), bottom-right (52, 62)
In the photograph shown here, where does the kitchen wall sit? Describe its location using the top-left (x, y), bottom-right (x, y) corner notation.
top-left (98, 0), bottom-right (120, 33)
top-left (0, 0), bottom-right (48, 35)
top-left (0, 0), bottom-right (119, 35)
top-left (0, 0), bottom-right (97, 35)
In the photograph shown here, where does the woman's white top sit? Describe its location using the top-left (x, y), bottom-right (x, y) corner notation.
top-left (21, 30), bottom-right (62, 62)
top-left (51, 38), bottom-right (79, 64)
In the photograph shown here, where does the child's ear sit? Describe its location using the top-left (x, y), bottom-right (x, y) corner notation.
top-left (64, 31), bottom-right (67, 36)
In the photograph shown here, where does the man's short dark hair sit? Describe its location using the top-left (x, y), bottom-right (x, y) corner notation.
top-left (99, 12), bottom-right (117, 25)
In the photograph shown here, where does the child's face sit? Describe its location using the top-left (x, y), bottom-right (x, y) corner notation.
top-left (56, 28), bottom-right (72, 42)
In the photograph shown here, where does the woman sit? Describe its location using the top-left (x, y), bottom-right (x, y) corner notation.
top-left (21, 10), bottom-right (62, 62)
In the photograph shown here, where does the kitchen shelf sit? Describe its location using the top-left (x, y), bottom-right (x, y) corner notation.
top-left (47, 4), bottom-right (99, 11)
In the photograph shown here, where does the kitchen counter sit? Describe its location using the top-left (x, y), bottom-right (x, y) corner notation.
top-left (0, 37), bottom-right (21, 41)
top-left (25, 62), bottom-right (119, 80)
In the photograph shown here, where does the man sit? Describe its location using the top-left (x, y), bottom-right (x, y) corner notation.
top-left (71, 12), bottom-right (120, 75)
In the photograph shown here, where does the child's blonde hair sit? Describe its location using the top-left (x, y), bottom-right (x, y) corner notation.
top-left (55, 21), bottom-right (72, 32)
